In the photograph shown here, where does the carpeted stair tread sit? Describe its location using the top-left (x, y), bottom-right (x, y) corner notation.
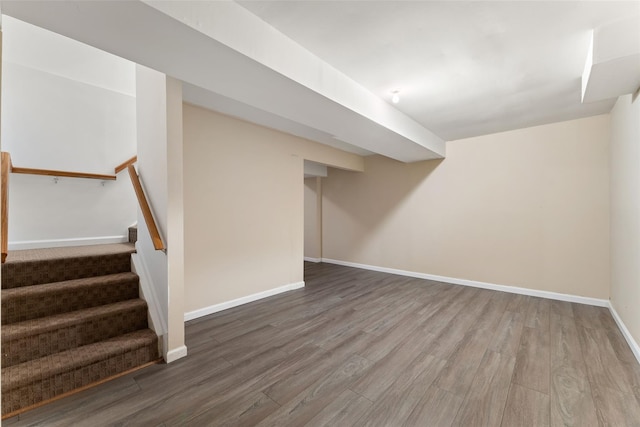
top-left (1, 243), bottom-right (136, 289)
top-left (3, 243), bottom-right (135, 263)
top-left (1, 329), bottom-right (158, 414)
top-left (2, 272), bottom-right (140, 324)
top-left (2, 329), bottom-right (157, 390)
top-left (0, 242), bottom-right (159, 417)
top-left (2, 299), bottom-right (149, 367)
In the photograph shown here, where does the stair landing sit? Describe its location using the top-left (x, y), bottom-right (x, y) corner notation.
top-left (3, 243), bottom-right (135, 263)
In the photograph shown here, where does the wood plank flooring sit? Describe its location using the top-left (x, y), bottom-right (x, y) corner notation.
top-left (5, 262), bottom-right (640, 426)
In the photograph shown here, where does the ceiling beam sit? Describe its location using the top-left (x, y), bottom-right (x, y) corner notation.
top-left (2, 0), bottom-right (446, 162)
top-left (582, 15), bottom-right (640, 103)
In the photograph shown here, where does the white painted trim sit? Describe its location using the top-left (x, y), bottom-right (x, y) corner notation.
top-left (131, 252), bottom-right (167, 336)
top-left (165, 345), bottom-right (188, 363)
top-left (184, 281), bottom-right (305, 321)
top-left (8, 235), bottom-right (128, 250)
top-left (304, 257), bottom-right (321, 263)
top-left (608, 302), bottom-right (640, 365)
top-left (321, 258), bottom-right (609, 307)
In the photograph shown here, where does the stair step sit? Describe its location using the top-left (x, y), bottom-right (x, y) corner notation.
top-left (0, 243), bottom-right (159, 417)
top-left (1, 243), bottom-right (135, 289)
top-left (2, 299), bottom-right (149, 368)
top-left (1, 329), bottom-right (159, 415)
top-left (2, 272), bottom-right (140, 324)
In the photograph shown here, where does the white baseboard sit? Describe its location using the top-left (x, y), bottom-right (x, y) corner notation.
top-left (165, 345), bottom-right (188, 363)
top-left (304, 257), bottom-right (321, 263)
top-left (184, 281), bottom-right (305, 321)
top-left (321, 258), bottom-right (609, 307)
top-left (608, 302), bottom-right (640, 365)
top-left (8, 235), bottom-right (128, 250)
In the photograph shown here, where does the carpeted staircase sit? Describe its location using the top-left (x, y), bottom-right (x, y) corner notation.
top-left (1, 243), bottom-right (159, 417)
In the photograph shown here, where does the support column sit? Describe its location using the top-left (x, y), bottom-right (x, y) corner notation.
top-left (135, 64), bottom-right (186, 362)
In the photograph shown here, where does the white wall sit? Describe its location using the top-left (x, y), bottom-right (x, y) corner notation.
top-left (610, 92), bottom-right (640, 350)
top-left (1, 16), bottom-right (137, 248)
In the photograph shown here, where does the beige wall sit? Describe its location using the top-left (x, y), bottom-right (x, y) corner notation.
top-left (304, 177), bottom-right (322, 260)
top-left (323, 115), bottom-right (611, 299)
top-left (610, 92), bottom-right (640, 346)
top-left (183, 104), bottom-right (362, 313)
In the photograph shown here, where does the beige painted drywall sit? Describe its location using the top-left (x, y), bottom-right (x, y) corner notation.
top-left (610, 92), bottom-right (640, 347)
top-left (165, 77), bottom-right (185, 359)
top-left (323, 115), bottom-right (611, 299)
top-left (304, 177), bottom-right (322, 260)
top-left (183, 104), bottom-right (363, 313)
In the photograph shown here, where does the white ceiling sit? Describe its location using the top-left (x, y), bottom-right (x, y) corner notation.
top-left (1, 0), bottom-right (447, 161)
top-left (1, 15), bottom-right (135, 96)
top-left (1, 1), bottom-right (638, 162)
top-left (238, 1), bottom-right (640, 140)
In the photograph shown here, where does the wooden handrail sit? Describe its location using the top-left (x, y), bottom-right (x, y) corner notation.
top-left (11, 167), bottom-right (116, 181)
top-left (0, 153), bottom-right (142, 263)
top-left (115, 155), bottom-right (137, 174)
top-left (1, 152), bottom-right (11, 263)
top-left (127, 165), bottom-right (165, 251)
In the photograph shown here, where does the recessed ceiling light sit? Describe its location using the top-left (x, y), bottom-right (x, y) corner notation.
top-left (391, 90), bottom-right (400, 104)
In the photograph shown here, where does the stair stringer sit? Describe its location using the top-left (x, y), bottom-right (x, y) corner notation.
top-left (131, 252), bottom-right (167, 360)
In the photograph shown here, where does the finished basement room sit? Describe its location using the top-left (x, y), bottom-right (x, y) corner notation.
top-left (0, 1), bottom-right (639, 426)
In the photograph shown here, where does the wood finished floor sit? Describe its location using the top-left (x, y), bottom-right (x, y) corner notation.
top-left (6, 262), bottom-right (640, 426)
